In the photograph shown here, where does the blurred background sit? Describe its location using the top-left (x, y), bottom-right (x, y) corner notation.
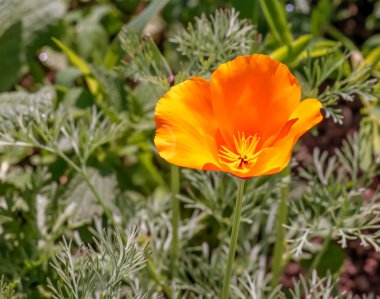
top-left (0, 0), bottom-right (380, 298)
top-left (1, 0), bottom-right (379, 92)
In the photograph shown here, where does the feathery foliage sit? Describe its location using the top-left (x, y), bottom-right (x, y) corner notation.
top-left (0, 2), bottom-right (379, 298)
top-left (47, 226), bottom-right (147, 299)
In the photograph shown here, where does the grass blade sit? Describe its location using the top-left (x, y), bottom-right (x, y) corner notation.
top-left (259, 0), bottom-right (292, 45)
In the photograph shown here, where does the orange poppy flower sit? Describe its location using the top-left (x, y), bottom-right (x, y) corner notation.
top-left (154, 54), bottom-right (323, 178)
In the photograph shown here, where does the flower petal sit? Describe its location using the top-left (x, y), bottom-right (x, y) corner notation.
top-left (242, 98), bottom-right (323, 177)
top-left (225, 146), bottom-right (291, 178)
top-left (154, 78), bottom-right (221, 170)
top-left (273, 98), bottom-right (323, 148)
top-left (232, 99), bottom-right (323, 178)
top-left (210, 54), bottom-right (301, 147)
top-left (287, 98), bottom-right (324, 142)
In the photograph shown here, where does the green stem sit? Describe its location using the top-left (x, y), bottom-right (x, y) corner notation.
top-left (81, 170), bottom-right (122, 235)
top-left (55, 150), bottom-right (126, 242)
top-left (147, 259), bottom-right (172, 299)
top-left (271, 169), bottom-right (290, 287)
top-left (308, 234), bottom-right (331, 276)
top-left (60, 150), bottom-right (173, 296)
top-left (326, 25), bottom-right (358, 52)
top-left (221, 179), bottom-right (245, 299)
top-left (18, 142), bottom-right (171, 296)
top-left (170, 165), bottom-right (180, 275)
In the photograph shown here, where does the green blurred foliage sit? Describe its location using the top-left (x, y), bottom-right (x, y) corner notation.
top-left (0, 0), bottom-right (379, 298)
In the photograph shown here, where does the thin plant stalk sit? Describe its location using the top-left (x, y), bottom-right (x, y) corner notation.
top-left (1, 132), bottom-right (173, 297)
top-left (271, 168), bottom-right (290, 287)
top-left (170, 165), bottom-right (180, 274)
top-left (54, 149), bottom-right (124, 240)
top-left (221, 179), bottom-right (245, 299)
top-left (147, 260), bottom-right (173, 298)
top-left (55, 146), bottom-right (173, 296)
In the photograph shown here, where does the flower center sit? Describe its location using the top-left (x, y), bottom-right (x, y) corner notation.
top-left (219, 132), bottom-right (260, 169)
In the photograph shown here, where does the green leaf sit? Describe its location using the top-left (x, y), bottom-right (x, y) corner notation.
top-left (145, 36), bottom-right (172, 77)
top-left (259, 0), bottom-right (292, 45)
top-left (311, 0), bottom-right (332, 35)
top-left (270, 34), bottom-right (312, 65)
top-left (103, 39), bottom-right (124, 70)
top-left (0, 22), bottom-right (23, 91)
top-left (54, 67), bottom-right (83, 87)
top-left (120, 30), bottom-right (172, 87)
top-left (326, 25), bottom-right (358, 51)
top-left (373, 120), bottom-right (380, 156)
top-left (231, 0), bottom-right (259, 24)
top-left (74, 5), bottom-right (111, 63)
top-left (126, 0), bottom-right (170, 32)
top-left (0, 275), bottom-right (15, 299)
top-left (139, 150), bottom-right (168, 189)
top-left (52, 38), bottom-right (99, 95)
top-left (90, 65), bottom-right (127, 111)
top-left (362, 34), bottom-right (380, 54)
top-left (0, 0), bottom-right (66, 42)
top-left (299, 40), bottom-right (341, 59)
top-left (359, 119), bottom-right (375, 170)
top-left (0, 0), bottom-right (66, 90)
top-left (64, 169), bottom-right (118, 226)
top-left (104, 0), bottom-right (170, 69)
top-left (170, 9), bottom-right (256, 75)
top-left (316, 242), bottom-right (346, 276)
top-left (363, 47), bottom-right (380, 70)
top-left (0, 87), bottom-right (54, 127)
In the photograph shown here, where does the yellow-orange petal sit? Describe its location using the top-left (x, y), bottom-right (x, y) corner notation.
top-left (222, 146), bottom-right (290, 178)
top-left (241, 98), bottom-right (323, 177)
top-left (230, 99), bottom-right (323, 178)
top-left (154, 78), bottom-right (221, 170)
top-left (272, 98), bottom-right (323, 149)
top-left (287, 98), bottom-right (323, 143)
top-left (210, 54), bottom-right (301, 148)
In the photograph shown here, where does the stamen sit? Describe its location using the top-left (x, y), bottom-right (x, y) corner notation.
top-left (219, 132), bottom-right (260, 169)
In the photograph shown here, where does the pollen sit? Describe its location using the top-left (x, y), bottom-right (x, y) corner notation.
top-left (219, 132), bottom-right (260, 169)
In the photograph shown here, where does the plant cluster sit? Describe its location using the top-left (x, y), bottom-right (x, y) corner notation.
top-left (0, 0), bottom-right (379, 298)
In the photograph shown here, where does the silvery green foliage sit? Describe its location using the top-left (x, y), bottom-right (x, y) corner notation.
top-left (120, 9), bottom-right (256, 90)
top-left (174, 134), bottom-right (379, 297)
top-left (177, 267), bottom-right (372, 299)
top-left (289, 271), bottom-right (374, 299)
top-left (1, 7), bottom-right (379, 299)
top-left (62, 169), bottom-right (119, 227)
top-left (0, 0), bottom-right (66, 42)
top-left (233, 270), bottom-right (375, 299)
top-left (179, 170), bottom-right (238, 224)
top-left (287, 134), bottom-right (380, 256)
top-left (0, 0), bottom-right (66, 90)
top-left (171, 9), bottom-right (257, 75)
top-left (0, 276), bottom-right (14, 299)
top-left (47, 227), bottom-right (147, 299)
top-left (0, 91), bottom-right (122, 222)
top-left (0, 87), bottom-right (54, 130)
top-left (120, 29), bottom-right (172, 88)
top-left (179, 169), bottom-right (284, 227)
top-left (300, 53), bottom-right (378, 124)
top-left (0, 89), bottom-right (121, 167)
top-left (174, 244), bottom-right (225, 298)
top-left (232, 271), bottom-right (284, 299)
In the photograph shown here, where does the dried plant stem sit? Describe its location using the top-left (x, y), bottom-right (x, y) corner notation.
top-left (170, 165), bottom-right (180, 275)
top-left (271, 168), bottom-right (290, 287)
top-left (221, 179), bottom-right (245, 299)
